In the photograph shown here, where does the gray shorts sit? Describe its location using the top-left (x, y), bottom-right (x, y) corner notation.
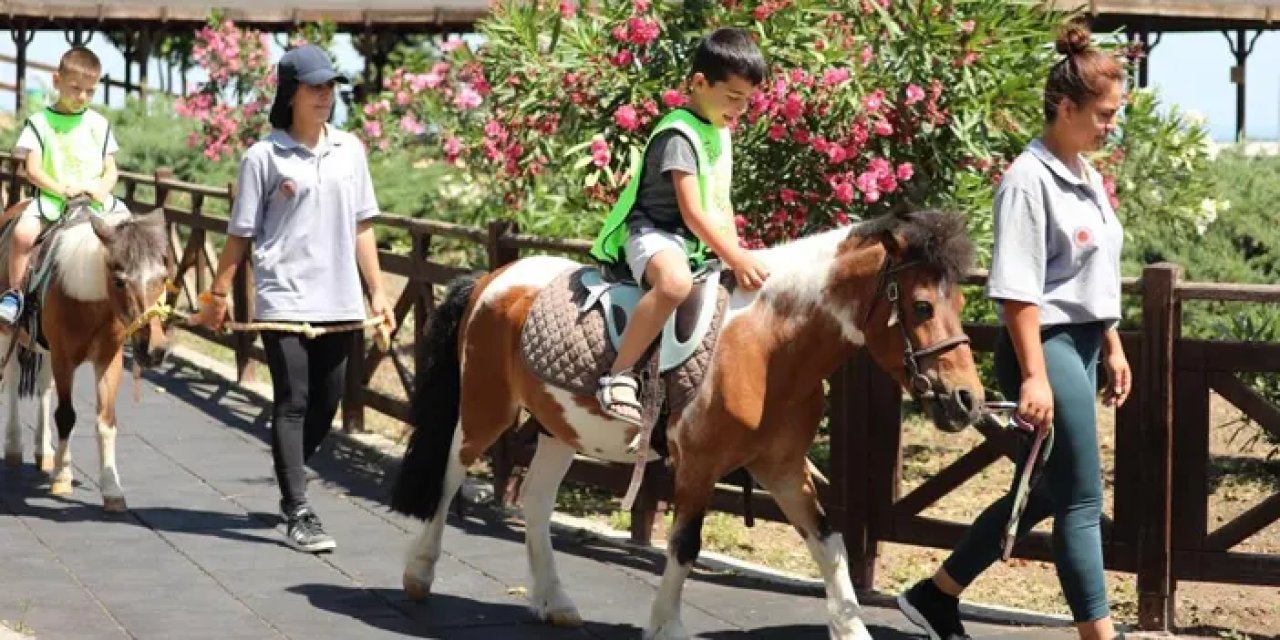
top-left (625, 227), bottom-right (688, 286)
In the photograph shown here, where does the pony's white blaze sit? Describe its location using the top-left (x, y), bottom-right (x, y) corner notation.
top-left (50, 212), bottom-right (130, 302)
top-left (542, 385), bottom-right (660, 464)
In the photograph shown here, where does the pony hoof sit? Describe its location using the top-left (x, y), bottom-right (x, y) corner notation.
top-left (35, 455), bottom-right (53, 473)
top-left (49, 480), bottom-right (73, 496)
top-left (544, 608), bottom-right (584, 628)
top-left (4, 452), bottom-right (21, 468)
top-left (403, 573), bottom-right (432, 602)
top-left (103, 497), bottom-right (128, 513)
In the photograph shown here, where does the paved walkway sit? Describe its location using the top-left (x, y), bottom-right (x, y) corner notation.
top-left (0, 354), bottom-right (1079, 639)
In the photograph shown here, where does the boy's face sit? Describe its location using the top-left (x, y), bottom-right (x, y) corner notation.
top-left (52, 68), bottom-right (100, 112)
top-left (690, 72), bottom-right (757, 127)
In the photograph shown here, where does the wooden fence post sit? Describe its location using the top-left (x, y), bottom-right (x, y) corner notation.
top-left (153, 167), bottom-right (173, 209)
top-left (1137, 263), bottom-right (1180, 631)
top-left (487, 219), bottom-right (522, 507)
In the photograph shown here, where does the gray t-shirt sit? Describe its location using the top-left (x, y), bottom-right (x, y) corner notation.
top-left (627, 129), bottom-right (699, 237)
top-left (986, 138), bottom-right (1124, 328)
top-left (227, 126), bottom-right (379, 322)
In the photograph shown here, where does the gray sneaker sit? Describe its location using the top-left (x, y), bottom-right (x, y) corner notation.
top-left (284, 504), bottom-right (336, 553)
top-left (0, 290), bottom-right (22, 325)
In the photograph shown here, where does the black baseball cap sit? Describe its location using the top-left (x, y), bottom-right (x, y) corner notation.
top-left (278, 44), bottom-right (349, 85)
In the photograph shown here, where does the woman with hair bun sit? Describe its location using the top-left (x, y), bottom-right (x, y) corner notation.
top-left (897, 17), bottom-right (1130, 640)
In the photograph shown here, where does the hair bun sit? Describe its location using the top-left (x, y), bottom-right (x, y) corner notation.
top-left (1055, 18), bottom-right (1092, 56)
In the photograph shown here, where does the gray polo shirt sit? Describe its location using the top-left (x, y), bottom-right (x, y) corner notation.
top-left (228, 126), bottom-right (379, 322)
top-left (986, 138), bottom-right (1124, 328)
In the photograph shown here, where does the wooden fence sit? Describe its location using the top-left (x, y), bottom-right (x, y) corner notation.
top-left (2, 153), bottom-right (1277, 632)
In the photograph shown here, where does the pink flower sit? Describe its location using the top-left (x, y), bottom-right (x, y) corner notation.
top-left (860, 46), bottom-right (874, 67)
top-left (614, 105), bottom-right (640, 131)
top-left (590, 136), bottom-right (611, 167)
top-left (661, 89), bottom-right (687, 108)
top-left (781, 93), bottom-right (804, 121)
top-left (611, 49), bottom-right (634, 67)
top-left (399, 115), bottom-right (426, 136)
top-left (832, 181), bottom-right (855, 204)
top-left (625, 17), bottom-right (661, 45)
top-left (793, 128), bottom-right (811, 145)
top-left (443, 136), bottom-right (463, 163)
top-left (635, 0), bottom-right (651, 11)
top-left (905, 84), bottom-right (925, 106)
top-left (559, 0), bottom-right (575, 18)
top-left (822, 67), bottom-right (851, 87)
top-left (485, 119), bottom-right (508, 140)
top-left (863, 89), bottom-right (885, 114)
top-left (363, 120), bottom-right (382, 139)
top-left (960, 20), bottom-right (976, 33)
top-left (826, 145), bottom-right (848, 164)
top-left (454, 85), bottom-right (483, 110)
top-left (896, 163), bottom-right (915, 181)
top-left (873, 120), bottom-right (894, 136)
top-left (780, 188), bottom-right (799, 204)
top-left (767, 124), bottom-right (787, 141)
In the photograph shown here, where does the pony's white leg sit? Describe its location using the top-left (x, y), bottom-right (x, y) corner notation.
top-left (402, 425), bottom-right (466, 601)
top-left (94, 354), bottom-right (126, 512)
top-left (521, 433), bottom-right (580, 627)
top-left (3, 343), bottom-right (22, 468)
top-left (96, 418), bottom-right (125, 512)
top-left (34, 357), bottom-right (54, 472)
top-left (752, 463), bottom-right (871, 640)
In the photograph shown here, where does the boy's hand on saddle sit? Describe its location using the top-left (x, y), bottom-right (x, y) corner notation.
top-left (727, 251), bottom-right (770, 291)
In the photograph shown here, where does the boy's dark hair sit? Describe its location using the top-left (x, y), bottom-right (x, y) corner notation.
top-left (59, 46), bottom-right (101, 77)
top-left (690, 27), bottom-right (766, 86)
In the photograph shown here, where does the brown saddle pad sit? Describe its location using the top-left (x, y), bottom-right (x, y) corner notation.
top-left (519, 266), bottom-right (728, 414)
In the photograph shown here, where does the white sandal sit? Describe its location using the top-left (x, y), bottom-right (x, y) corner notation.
top-left (597, 373), bottom-right (643, 427)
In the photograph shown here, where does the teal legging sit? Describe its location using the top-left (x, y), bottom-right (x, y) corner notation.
top-left (942, 321), bottom-right (1109, 623)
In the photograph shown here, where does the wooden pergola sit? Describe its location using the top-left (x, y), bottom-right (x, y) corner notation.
top-left (0, 1), bottom-right (490, 111)
top-left (1056, 0), bottom-right (1280, 141)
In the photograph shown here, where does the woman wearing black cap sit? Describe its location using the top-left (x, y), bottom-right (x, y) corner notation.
top-left (195, 44), bottom-right (395, 553)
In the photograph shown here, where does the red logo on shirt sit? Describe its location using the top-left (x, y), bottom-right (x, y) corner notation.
top-left (1073, 226), bottom-right (1094, 248)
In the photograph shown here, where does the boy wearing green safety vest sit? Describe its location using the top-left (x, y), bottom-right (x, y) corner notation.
top-left (0, 46), bottom-right (126, 326)
top-left (590, 28), bottom-right (770, 426)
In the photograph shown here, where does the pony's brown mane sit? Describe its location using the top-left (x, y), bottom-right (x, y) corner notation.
top-left (851, 209), bottom-right (975, 286)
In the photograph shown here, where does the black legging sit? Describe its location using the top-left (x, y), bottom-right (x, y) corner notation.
top-left (262, 328), bottom-right (357, 511)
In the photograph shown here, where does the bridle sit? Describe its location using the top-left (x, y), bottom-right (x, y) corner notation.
top-left (860, 254), bottom-right (971, 400)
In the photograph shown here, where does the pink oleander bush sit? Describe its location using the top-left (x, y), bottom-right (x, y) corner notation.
top-left (351, 0), bottom-right (1077, 248)
top-left (174, 19), bottom-right (275, 162)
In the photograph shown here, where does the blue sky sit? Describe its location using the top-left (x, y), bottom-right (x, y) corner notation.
top-left (0, 29), bottom-right (1275, 142)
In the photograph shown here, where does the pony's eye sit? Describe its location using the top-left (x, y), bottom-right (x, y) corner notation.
top-left (913, 301), bottom-right (934, 321)
top-left (113, 274), bottom-right (127, 289)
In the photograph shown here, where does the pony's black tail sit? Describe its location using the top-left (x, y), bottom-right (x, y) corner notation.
top-left (390, 272), bottom-right (481, 520)
top-left (16, 347), bottom-right (42, 399)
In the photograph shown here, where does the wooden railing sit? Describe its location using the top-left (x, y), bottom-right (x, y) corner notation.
top-left (2, 153), bottom-right (1277, 633)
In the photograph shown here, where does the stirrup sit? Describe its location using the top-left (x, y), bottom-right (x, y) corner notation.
top-left (0, 290), bottom-right (24, 324)
top-left (597, 372), bottom-right (642, 427)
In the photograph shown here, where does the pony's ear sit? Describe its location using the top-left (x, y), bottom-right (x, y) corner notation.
top-left (89, 214), bottom-right (116, 245)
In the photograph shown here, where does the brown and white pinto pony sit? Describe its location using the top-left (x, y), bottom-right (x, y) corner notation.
top-left (390, 210), bottom-right (986, 640)
top-left (1, 199), bottom-right (173, 512)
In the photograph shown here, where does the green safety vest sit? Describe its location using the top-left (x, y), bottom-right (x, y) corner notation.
top-left (24, 107), bottom-right (112, 221)
top-left (590, 108), bottom-right (735, 268)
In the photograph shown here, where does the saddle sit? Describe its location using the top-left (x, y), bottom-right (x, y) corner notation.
top-left (520, 262), bottom-right (731, 415)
